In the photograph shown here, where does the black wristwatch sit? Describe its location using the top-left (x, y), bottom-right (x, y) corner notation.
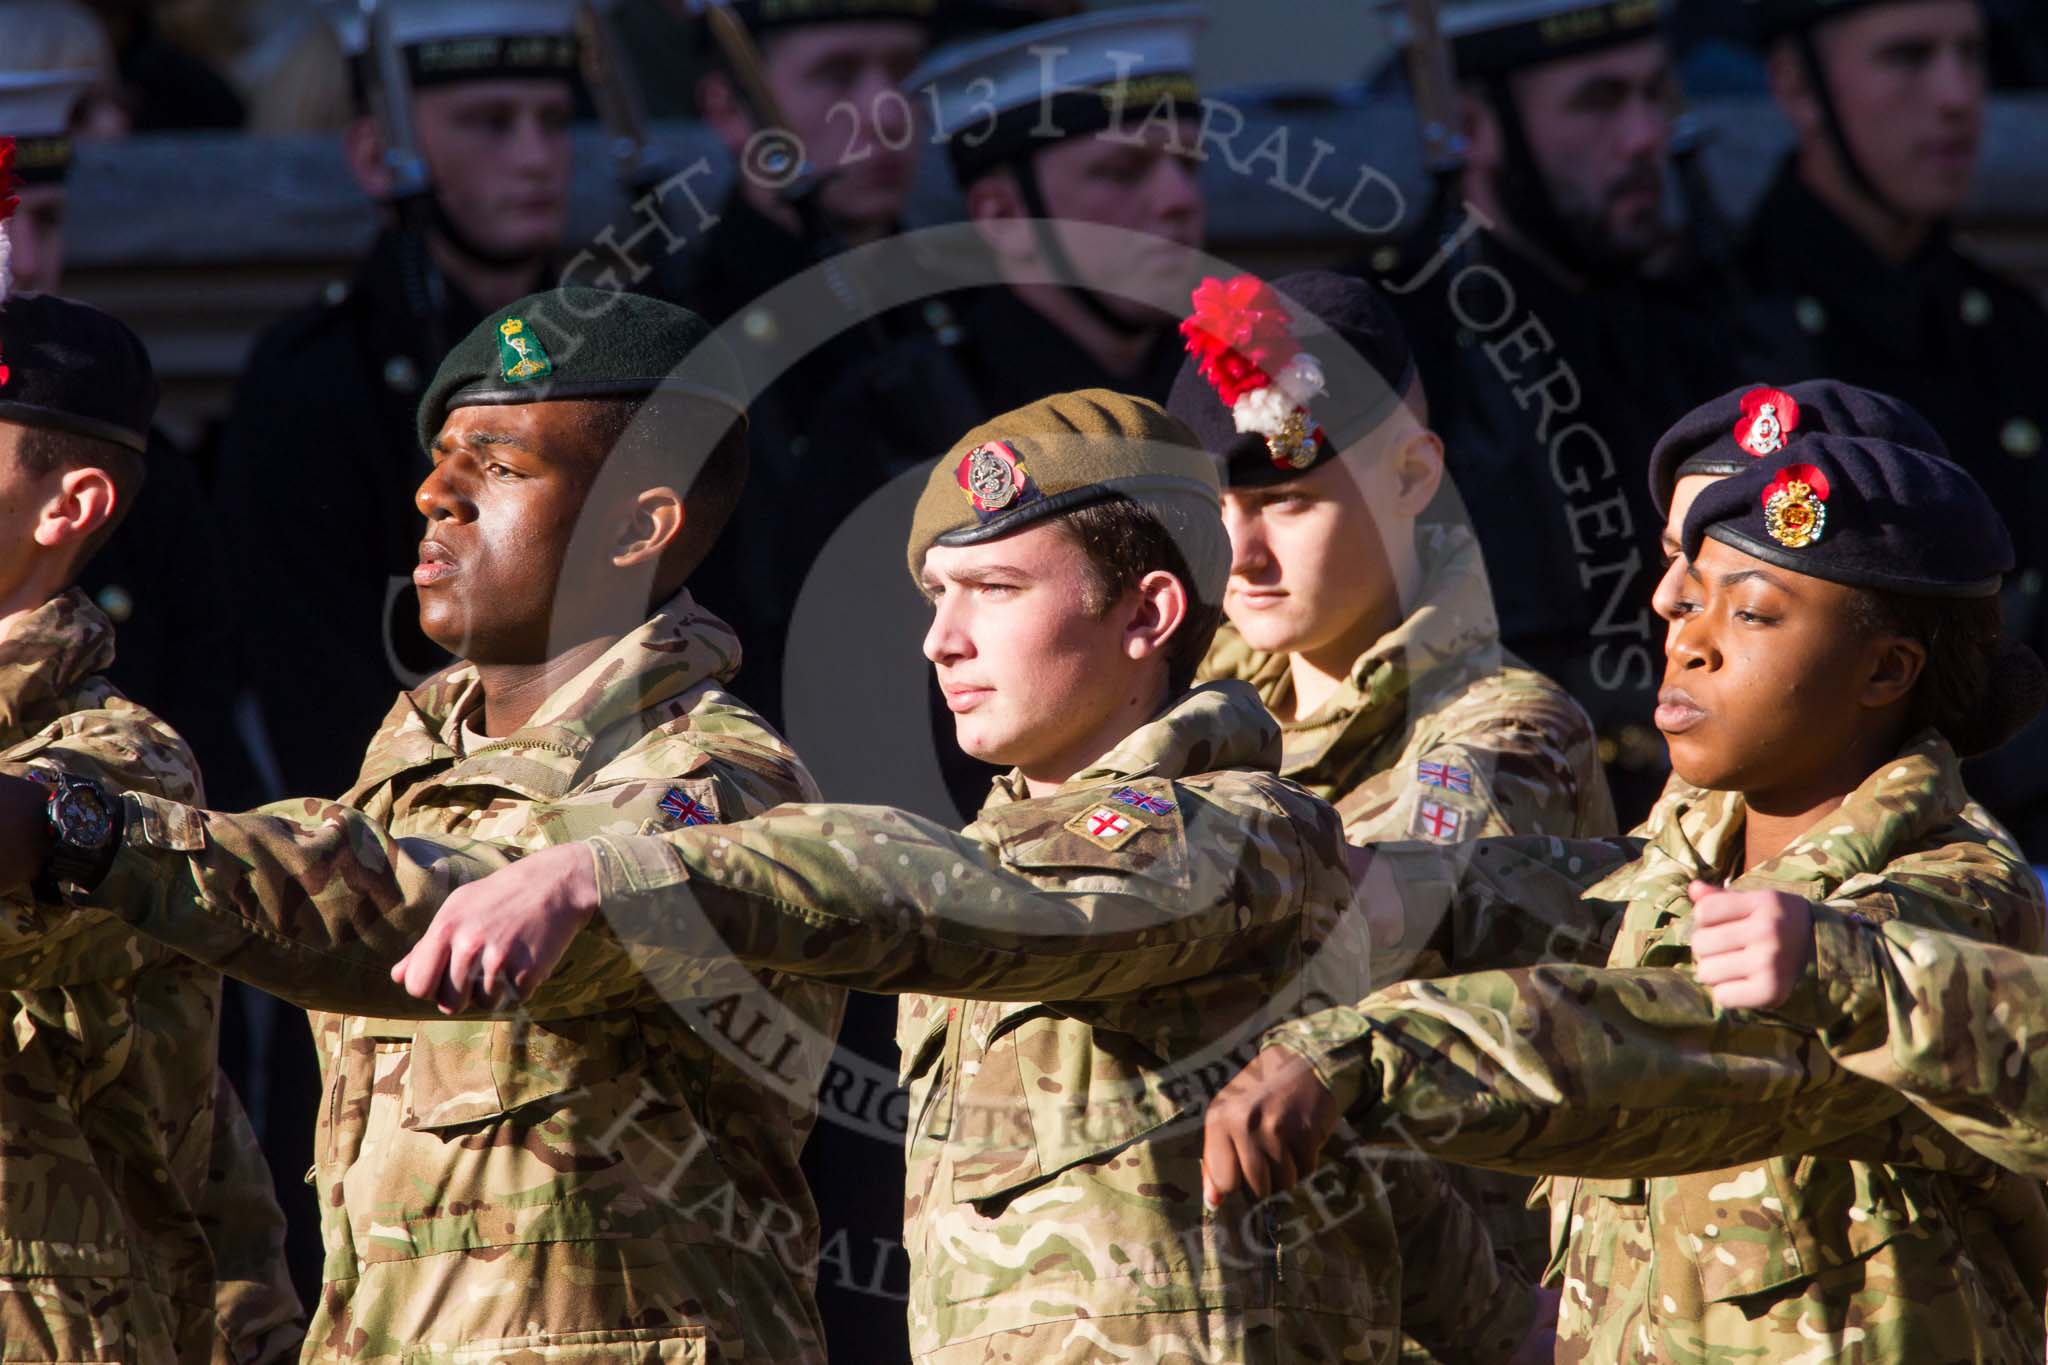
top-left (35, 771), bottom-right (124, 901)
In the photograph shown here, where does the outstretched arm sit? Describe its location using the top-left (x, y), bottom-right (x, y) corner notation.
top-left (396, 784), bottom-right (1346, 1009)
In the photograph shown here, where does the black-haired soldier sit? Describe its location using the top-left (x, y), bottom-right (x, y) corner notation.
top-left (1369, 0), bottom-right (1745, 822)
top-left (1740, 0), bottom-right (2048, 855)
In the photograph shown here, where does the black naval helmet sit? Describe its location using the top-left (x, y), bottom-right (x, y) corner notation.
top-left (1384, 0), bottom-right (1674, 276)
top-left (1740, 0), bottom-right (1945, 223)
top-left (1386, 0), bottom-right (1670, 79)
top-left (1745, 0), bottom-right (1925, 42)
top-left (1165, 270), bottom-right (1418, 489)
top-left (1681, 434), bottom-right (2045, 753)
top-left (0, 68), bottom-right (95, 190)
top-left (326, 0), bottom-right (583, 110)
top-left (912, 5), bottom-right (1205, 335)
top-left (1646, 379), bottom-right (1949, 518)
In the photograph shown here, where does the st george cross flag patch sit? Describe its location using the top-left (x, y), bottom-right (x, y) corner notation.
top-left (1417, 760), bottom-right (1472, 793)
top-left (1067, 804), bottom-right (1142, 851)
top-left (658, 788), bottom-right (717, 827)
top-left (1411, 799), bottom-right (1464, 842)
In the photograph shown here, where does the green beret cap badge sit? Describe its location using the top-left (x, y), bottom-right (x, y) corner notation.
top-left (497, 317), bottom-right (553, 383)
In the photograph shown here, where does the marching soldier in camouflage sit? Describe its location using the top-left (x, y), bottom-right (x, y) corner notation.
top-left (397, 391), bottom-right (1410, 1362)
top-left (0, 294), bottom-right (301, 1363)
top-left (1688, 889), bottom-right (2048, 1182)
top-left (0, 291), bottom-right (843, 1363)
top-left (1205, 432), bottom-right (2048, 1362)
top-left (1172, 269), bottom-right (1614, 1360)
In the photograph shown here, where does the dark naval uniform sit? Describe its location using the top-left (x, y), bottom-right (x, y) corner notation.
top-left (1370, 0), bottom-right (1746, 824)
top-left (828, 283), bottom-right (1188, 482)
top-left (661, 191), bottom-right (951, 731)
top-left (211, 226), bottom-right (503, 1308)
top-left (1737, 162), bottom-right (2048, 853)
top-left (1379, 235), bottom-right (1740, 819)
top-left (79, 434), bottom-right (258, 809)
top-left (215, 228), bottom-right (484, 799)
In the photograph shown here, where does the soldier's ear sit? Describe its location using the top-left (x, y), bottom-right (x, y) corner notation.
top-left (34, 466), bottom-right (117, 554)
top-left (1389, 428), bottom-right (1444, 516)
top-left (1859, 632), bottom-right (1926, 714)
top-left (964, 172), bottom-right (1035, 265)
top-left (342, 116), bottom-right (392, 199)
top-left (1765, 39), bottom-right (1821, 140)
top-left (612, 486), bottom-right (685, 571)
top-left (696, 73), bottom-right (754, 158)
top-left (1455, 88), bottom-right (1498, 174)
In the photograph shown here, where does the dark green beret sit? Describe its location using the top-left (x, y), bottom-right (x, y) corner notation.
top-left (416, 287), bottom-right (747, 451)
top-left (907, 388), bottom-right (1226, 602)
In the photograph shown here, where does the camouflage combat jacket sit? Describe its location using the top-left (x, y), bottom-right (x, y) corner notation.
top-left (95, 593), bottom-right (840, 1365)
top-left (1203, 527), bottom-right (1614, 1350)
top-left (0, 589), bottom-right (300, 1365)
top-left (1199, 527), bottom-right (1615, 849)
top-left (571, 682), bottom-right (1398, 1364)
top-left (1272, 733), bottom-right (2047, 1363)
top-left (1795, 906), bottom-right (2048, 1182)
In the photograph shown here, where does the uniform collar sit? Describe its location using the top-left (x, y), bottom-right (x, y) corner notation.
top-left (1203, 527), bottom-right (1499, 781)
top-left (980, 679), bottom-right (1282, 814)
top-left (1632, 732), bottom-right (1966, 943)
top-left (0, 589), bottom-right (116, 741)
top-left (349, 590), bottom-right (743, 800)
top-left (701, 192), bottom-right (821, 314)
top-left (1747, 158), bottom-right (1961, 352)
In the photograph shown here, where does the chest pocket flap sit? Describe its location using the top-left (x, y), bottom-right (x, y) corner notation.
top-left (947, 1005), bottom-right (1185, 1210)
top-left (1666, 1156), bottom-right (1929, 1302)
top-left (403, 1014), bottom-right (646, 1131)
top-left (938, 781), bottom-right (1200, 1207)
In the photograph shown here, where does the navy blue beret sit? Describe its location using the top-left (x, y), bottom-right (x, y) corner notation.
top-left (1647, 379), bottom-right (1946, 517)
top-left (1166, 270), bottom-right (1417, 489)
top-left (0, 293), bottom-right (156, 453)
top-left (1680, 434), bottom-right (2011, 599)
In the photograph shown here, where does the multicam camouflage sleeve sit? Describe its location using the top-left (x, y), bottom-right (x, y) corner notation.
top-left (0, 700), bottom-right (207, 972)
top-left (1357, 833), bottom-right (1643, 987)
top-left (1265, 963), bottom-right (1918, 1179)
top-left (1797, 903), bottom-right (2048, 1178)
top-left (566, 779), bottom-right (1340, 1005)
top-left (92, 793), bottom-right (516, 1016)
top-left (1380, 1147), bottom-right (1540, 1363)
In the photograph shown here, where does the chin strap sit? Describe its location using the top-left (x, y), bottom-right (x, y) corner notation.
top-left (1482, 73), bottom-right (1619, 284)
top-left (426, 192), bottom-right (553, 273)
top-left (1009, 155), bottom-right (1163, 341)
top-left (1794, 28), bottom-right (1918, 233)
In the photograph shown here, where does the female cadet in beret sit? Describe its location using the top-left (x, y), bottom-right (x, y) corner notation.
top-left (1203, 429), bottom-right (2048, 1363)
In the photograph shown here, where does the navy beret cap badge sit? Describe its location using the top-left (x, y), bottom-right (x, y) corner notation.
top-left (1763, 462), bottom-right (1829, 548)
top-left (1735, 386), bottom-right (1800, 458)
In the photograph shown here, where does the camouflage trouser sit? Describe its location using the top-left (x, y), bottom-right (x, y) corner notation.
top-left (916, 1308), bottom-right (1399, 1364)
top-left (304, 1236), bottom-right (821, 1365)
top-left (1555, 1212), bottom-right (2044, 1364)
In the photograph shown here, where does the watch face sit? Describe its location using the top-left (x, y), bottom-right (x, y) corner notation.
top-left (55, 787), bottom-right (114, 851)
